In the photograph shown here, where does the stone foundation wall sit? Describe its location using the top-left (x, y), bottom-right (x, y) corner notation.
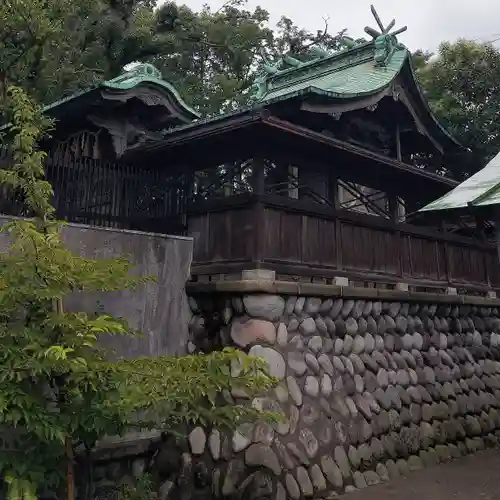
top-left (92, 283), bottom-right (500, 500)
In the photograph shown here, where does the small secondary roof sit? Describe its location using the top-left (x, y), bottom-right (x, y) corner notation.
top-left (0, 63), bottom-right (199, 132)
top-left (420, 152), bottom-right (500, 213)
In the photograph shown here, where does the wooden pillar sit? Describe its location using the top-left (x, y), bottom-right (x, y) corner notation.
top-left (223, 164), bottom-right (232, 197)
top-left (388, 195), bottom-right (406, 224)
top-left (330, 175), bottom-right (341, 210)
top-left (397, 197), bottom-right (406, 223)
top-left (395, 123), bottom-right (402, 162)
top-left (389, 195), bottom-right (399, 224)
top-left (392, 122), bottom-right (407, 223)
top-left (252, 159), bottom-right (265, 195)
top-left (252, 158), bottom-right (266, 267)
top-left (475, 214), bottom-right (487, 243)
top-left (494, 211), bottom-right (500, 265)
top-left (288, 165), bottom-right (299, 199)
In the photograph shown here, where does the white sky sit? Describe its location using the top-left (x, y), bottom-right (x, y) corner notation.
top-left (176, 0), bottom-right (500, 51)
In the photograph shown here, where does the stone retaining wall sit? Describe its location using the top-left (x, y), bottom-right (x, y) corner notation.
top-left (93, 283), bottom-right (500, 500)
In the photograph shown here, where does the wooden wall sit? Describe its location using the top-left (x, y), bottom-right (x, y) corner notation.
top-left (188, 195), bottom-right (500, 290)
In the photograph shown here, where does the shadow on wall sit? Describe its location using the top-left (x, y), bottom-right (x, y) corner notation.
top-left (0, 216), bottom-right (194, 358)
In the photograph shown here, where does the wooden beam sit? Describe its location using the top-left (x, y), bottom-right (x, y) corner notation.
top-left (187, 193), bottom-right (496, 249)
top-left (395, 122), bottom-right (402, 161)
top-left (262, 115), bottom-right (458, 188)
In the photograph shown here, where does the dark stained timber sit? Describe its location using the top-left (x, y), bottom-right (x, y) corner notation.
top-left (187, 195), bottom-right (500, 291)
top-left (0, 152), bottom-right (189, 235)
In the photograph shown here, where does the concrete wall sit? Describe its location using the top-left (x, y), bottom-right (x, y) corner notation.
top-left (0, 216), bottom-right (193, 358)
top-left (96, 282), bottom-right (500, 500)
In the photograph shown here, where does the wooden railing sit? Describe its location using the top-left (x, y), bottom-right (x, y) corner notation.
top-left (0, 152), bottom-right (188, 234)
top-left (188, 194), bottom-right (500, 291)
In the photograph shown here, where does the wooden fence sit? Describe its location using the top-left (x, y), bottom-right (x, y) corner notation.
top-left (188, 195), bottom-right (500, 291)
top-left (0, 152), bottom-right (188, 234)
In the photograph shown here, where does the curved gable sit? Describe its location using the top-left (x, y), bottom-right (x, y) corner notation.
top-left (41, 64), bottom-right (200, 159)
top-left (252, 10), bottom-right (460, 157)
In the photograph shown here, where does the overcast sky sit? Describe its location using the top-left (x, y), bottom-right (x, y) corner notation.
top-left (178, 0), bottom-right (500, 52)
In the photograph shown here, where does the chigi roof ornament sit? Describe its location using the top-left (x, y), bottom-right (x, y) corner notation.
top-left (364, 5), bottom-right (408, 66)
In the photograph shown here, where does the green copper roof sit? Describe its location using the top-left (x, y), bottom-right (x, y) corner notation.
top-left (43, 63), bottom-right (199, 119)
top-left (257, 43), bottom-right (408, 102)
top-left (254, 5), bottom-right (409, 102)
top-left (420, 152), bottom-right (500, 213)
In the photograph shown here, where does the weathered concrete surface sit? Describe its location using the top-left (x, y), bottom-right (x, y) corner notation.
top-left (347, 448), bottom-right (500, 500)
top-left (0, 216), bottom-right (193, 358)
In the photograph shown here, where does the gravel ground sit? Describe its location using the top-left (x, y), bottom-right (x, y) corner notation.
top-left (345, 449), bottom-right (500, 500)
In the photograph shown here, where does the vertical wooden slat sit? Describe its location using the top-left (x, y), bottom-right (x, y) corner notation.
top-left (335, 217), bottom-right (342, 271)
top-left (444, 241), bottom-right (452, 284)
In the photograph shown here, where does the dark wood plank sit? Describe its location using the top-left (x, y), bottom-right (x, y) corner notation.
top-left (229, 208), bottom-right (256, 260)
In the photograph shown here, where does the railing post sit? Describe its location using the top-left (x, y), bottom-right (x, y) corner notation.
top-left (251, 159), bottom-right (266, 268)
top-left (330, 175), bottom-right (341, 211)
top-left (251, 159), bottom-right (265, 195)
top-left (494, 211), bottom-right (500, 266)
top-left (388, 195), bottom-right (404, 279)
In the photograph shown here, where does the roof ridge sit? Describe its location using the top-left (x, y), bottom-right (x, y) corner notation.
top-left (253, 4), bottom-right (410, 101)
top-left (35, 63), bottom-right (199, 119)
top-left (261, 43), bottom-right (377, 99)
top-left (268, 41), bottom-right (374, 79)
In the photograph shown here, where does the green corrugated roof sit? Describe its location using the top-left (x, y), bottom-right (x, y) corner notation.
top-left (420, 152), bottom-right (500, 212)
top-left (258, 43), bottom-right (408, 102)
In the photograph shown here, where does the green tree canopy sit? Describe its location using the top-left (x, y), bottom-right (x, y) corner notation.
top-left (1, 0), bottom-right (346, 115)
top-left (415, 40), bottom-right (500, 178)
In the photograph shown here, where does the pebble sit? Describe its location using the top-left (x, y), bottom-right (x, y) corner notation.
top-left (365, 333), bottom-right (375, 353)
top-left (364, 470), bottom-right (381, 486)
top-left (287, 376), bottom-right (303, 406)
top-left (334, 339), bottom-right (344, 356)
top-left (288, 352), bottom-right (307, 376)
top-left (321, 455), bottom-right (343, 488)
top-left (300, 317), bottom-right (317, 336)
top-left (305, 353), bottom-right (320, 374)
top-left (305, 376), bottom-right (320, 397)
top-left (249, 346), bottom-right (286, 379)
top-left (334, 446), bottom-right (352, 478)
top-left (286, 473), bottom-right (301, 500)
top-left (296, 467), bottom-right (314, 496)
top-left (310, 464), bottom-right (327, 492)
top-left (308, 336), bottom-right (323, 353)
top-left (277, 323), bottom-right (288, 346)
top-left (343, 335), bottom-right (354, 355)
top-left (353, 471), bottom-right (367, 489)
top-left (321, 374), bottom-right (333, 396)
top-left (189, 427), bottom-right (206, 455)
top-left (245, 444), bottom-right (281, 475)
top-left (318, 354), bottom-right (334, 375)
top-left (353, 335), bottom-right (365, 354)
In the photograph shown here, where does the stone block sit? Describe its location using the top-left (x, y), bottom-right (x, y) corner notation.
top-left (241, 269), bottom-right (276, 281)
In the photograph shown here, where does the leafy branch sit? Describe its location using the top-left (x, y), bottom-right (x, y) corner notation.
top-left (0, 71), bottom-right (277, 500)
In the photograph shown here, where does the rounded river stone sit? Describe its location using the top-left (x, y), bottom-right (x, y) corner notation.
top-left (243, 295), bottom-right (285, 321)
top-left (249, 345), bottom-right (286, 379)
top-left (231, 318), bottom-right (276, 347)
top-left (321, 455), bottom-right (343, 488)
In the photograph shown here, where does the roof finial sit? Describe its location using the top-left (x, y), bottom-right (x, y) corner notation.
top-left (364, 5), bottom-right (407, 40)
top-left (364, 5), bottom-right (407, 66)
